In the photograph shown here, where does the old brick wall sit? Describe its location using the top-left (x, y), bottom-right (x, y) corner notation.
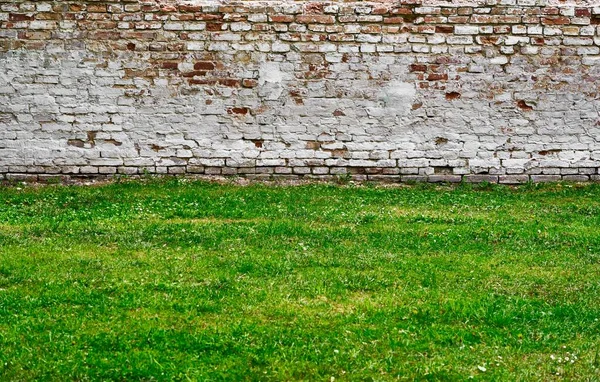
top-left (1, 0), bottom-right (600, 183)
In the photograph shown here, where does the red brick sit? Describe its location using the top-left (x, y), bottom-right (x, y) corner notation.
top-left (296, 15), bottom-right (335, 24)
top-left (383, 17), bottom-right (405, 24)
top-left (179, 5), bottom-right (202, 13)
top-left (409, 64), bottom-right (427, 72)
top-left (194, 62), bottom-right (215, 70)
top-left (206, 23), bottom-right (224, 31)
top-left (542, 16), bottom-right (570, 25)
top-left (188, 79), bottom-right (217, 85)
top-left (182, 71), bottom-right (207, 78)
top-left (304, 3), bottom-right (324, 14)
top-left (575, 8), bottom-right (591, 17)
top-left (269, 15), bottom-right (295, 23)
top-left (9, 13), bottom-right (34, 21)
top-left (161, 62), bottom-right (179, 70)
top-left (435, 25), bottom-right (454, 33)
top-left (218, 79), bottom-right (241, 87)
top-left (427, 73), bottom-right (448, 81)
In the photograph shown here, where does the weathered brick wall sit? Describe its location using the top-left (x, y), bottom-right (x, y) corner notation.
top-left (1, 0), bottom-right (600, 183)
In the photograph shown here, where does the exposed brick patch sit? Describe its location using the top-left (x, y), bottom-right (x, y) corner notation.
top-left (228, 107), bottom-right (249, 115)
top-left (517, 100), bottom-right (534, 111)
top-left (445, 92), bottom-right (461, 101)
top-left (306, 141), bottom-right (321, 150)
top-left (67, 139), bottom-right (86, 148)
top-left (538, 149), bottom-right (561, 156)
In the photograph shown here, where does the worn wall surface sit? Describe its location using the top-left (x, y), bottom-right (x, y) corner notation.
top-left (1, 0), bottom-right (600, 182)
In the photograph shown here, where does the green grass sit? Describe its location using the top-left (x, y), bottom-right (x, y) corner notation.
top-left (1, 178), bottom-right (600, 381)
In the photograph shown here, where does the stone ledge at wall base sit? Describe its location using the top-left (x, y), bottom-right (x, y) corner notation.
top-left (2, 170), bottom-right (600, 185)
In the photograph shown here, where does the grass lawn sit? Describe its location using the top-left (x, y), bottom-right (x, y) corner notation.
top-left (1, 179), bottom-right (600, 380)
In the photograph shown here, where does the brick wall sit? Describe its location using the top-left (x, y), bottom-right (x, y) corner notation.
top-left (1, 0), bottom-right (600, 183)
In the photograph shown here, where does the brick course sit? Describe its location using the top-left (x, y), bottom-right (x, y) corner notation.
top-left (1, 0), bottom-right (600, 182)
